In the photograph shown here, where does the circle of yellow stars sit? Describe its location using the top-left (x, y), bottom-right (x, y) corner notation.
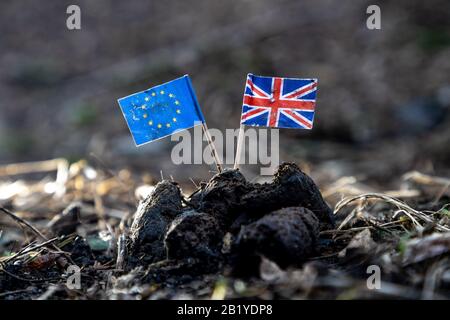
top-left (139, 90), bottom-right (182, 129)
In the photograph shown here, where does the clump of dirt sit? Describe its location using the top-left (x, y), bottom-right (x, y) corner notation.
top-left (233, 207), bottom-right (320, 271)
top-left (240, 162), bottom-right (335, 228)
top-left (189, 169), bottom-right (252, 228)
top-left (61, 236), bottom-right (96, 267)
top-left (165, 210), bottom-right (223, 263)
top-left (128, 181), bottom-right (183, 265)
top-left (126, 162), bottom-right (333, 276)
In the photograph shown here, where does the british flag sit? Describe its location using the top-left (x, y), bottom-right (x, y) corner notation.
top-left (240, 74), bottom-right (317, 129)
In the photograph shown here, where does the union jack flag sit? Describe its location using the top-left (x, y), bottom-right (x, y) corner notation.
top-left (240, 74), bottom-right (317, 129)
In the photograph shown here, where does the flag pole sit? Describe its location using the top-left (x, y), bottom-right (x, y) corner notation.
top-left (202, 122), bottom-right (223, 173)
top-left (234, 124), bottom-right (245, 170)
top-left (184, 75), bottom-right (222, 173)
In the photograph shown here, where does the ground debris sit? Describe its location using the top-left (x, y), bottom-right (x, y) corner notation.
top-left (401, 232), bottom-right (450, 266)
top-left (45, 202), bottom-right (81, 236)
top-left (338, 229), bottom-right (378, 262)
top-left (3, 159), bottom-right (450, 299)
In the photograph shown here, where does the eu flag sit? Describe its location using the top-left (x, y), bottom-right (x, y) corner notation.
top-left (118, 75), bottom-right (205, 146)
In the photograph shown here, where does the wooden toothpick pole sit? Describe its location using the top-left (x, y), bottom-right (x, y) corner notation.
top-left (234, 124), bottom-right (245, 170)
top-left (202, 123), bottom-right (223, 173)
top-left (184, 76), bottom-right (222, 173)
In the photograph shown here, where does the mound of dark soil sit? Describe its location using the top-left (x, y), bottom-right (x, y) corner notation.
top-left (126, 162), bottom-right (334, 277)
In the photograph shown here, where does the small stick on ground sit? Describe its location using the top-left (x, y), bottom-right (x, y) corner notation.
top-left (0, 158), bottom-right (67, 176)
top-left (116, 234), bottom-right (127, 272)
top-left (0, 266), bottom-right (61, 283)
top-left (0, 207), bottom-right (47, 241)
top-left (1, 237), bottom-right (60, 264)
top-left (0, 207), bottom-right (72, 262)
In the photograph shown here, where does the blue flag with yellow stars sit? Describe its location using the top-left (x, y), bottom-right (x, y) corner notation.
top-left (118, 75), bottom-right (205, 146)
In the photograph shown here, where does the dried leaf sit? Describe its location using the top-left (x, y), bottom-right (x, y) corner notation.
top-left (259, 257), bottom-right (286, 283)
top-left (402, 233), bottom-right (450, 265)
top-left (338, 228), bottom-right (377, 259)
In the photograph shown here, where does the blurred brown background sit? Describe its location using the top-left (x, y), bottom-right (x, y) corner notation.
top-left (0, 0), bottom-right (449, 187)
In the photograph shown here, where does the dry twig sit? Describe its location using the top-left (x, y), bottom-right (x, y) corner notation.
top-left (334, 193), bottom-right (450, 232)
